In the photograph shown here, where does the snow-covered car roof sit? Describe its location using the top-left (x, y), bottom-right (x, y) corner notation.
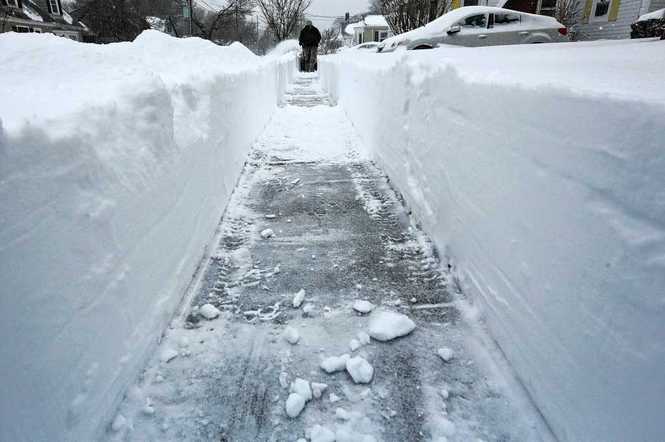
top-left (380, 6), bottom-right (562, 48)
top-left (638, 8), bottom-right (665, 21)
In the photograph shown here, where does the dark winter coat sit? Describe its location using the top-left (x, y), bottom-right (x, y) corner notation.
top-left (299, 25), bottom-right (322, 47)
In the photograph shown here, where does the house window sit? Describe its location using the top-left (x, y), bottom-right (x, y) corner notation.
top-left (49, 0), bottom-right (60, 15)
top-left (538, 0), bottom-right (557, 16)
top-left (379, 31), bottom-right (389, 41)
top-left (591, 0), bottom-right (612, 21)
top-left (12, 25), bottom-right (31, 32)
top-left (463, 0), bottom-right (480, 5)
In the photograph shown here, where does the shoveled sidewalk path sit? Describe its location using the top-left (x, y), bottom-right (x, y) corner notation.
top-left (105, 73), bottom-right (552, 442)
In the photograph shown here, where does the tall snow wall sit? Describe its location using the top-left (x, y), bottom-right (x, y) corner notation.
top-left (320, 40), bottom-right (665, 442)
top-left (0, 31), bottom-right (295, 441)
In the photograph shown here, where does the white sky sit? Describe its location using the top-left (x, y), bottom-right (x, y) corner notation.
top-left (306, 0), bottom-right (371, 30)
top-left (198, 0), bottom-right (371, 31)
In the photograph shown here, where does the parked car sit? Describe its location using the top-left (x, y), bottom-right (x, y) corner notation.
top-left (351, 42), bottom-right (381, 51)
top-left (630, 8), bottom-right (665, 39)
top-left (377, 6), bottom-right (568, 52)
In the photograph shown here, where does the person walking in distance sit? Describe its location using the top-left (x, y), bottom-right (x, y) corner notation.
top-left (299, 20), bottom-right (322, 72)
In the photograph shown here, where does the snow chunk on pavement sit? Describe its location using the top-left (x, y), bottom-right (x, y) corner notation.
top-left (290, 378), bottom-right (312, 401)
top-left (335, 407), bottom-right (351, 420)
top-left (353, 300), bottom-right (375, 314)
top-left (312, 382), bottom-right (328, 399)
top-left (199, 303), bottom-right (220, 320)
top-left (159, 348), bottom-right (179, 363)
top-left (293, 289), bottom-right (306, 308)
top-left (260, 228), bottom-right (274, 239)
top-left (283, 326), bottom-right (300, 345)
top-left (111, 414), bottom-right (128, 432)
top-left (321, 354), bottom-right (350, 373)
top-left (368, 310), bottom-right (416, 341)
top-left (357, 331), bottom-right (371, 345)
top-left (437, 347), bottom-right (454, 362)
top-left (346, 356), bottom-right (374, 384)
top-left (310, 424), bottom-right (336, 442)
top-left (350, 339), bottom-right (361, 351)
top-left (285, 393), bottom-right (306, 418)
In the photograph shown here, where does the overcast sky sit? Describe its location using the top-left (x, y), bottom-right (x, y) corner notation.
top-left (306, 0), bottom-right (371, 29)
top-left (199, 0), bottom-right (370, 31)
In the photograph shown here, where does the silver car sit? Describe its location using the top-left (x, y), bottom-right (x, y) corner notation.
top-left (378, 6), bottom-right (568, 52)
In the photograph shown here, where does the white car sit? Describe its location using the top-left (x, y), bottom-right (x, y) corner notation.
top-left (351, 42), bottom-right (381, 51)
top-left (378, 6), bottom-right (568, 52)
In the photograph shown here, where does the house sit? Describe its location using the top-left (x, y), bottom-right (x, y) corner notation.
top-left (449, 0), bottom-right (665, 38)
top-left (347, 15), bottom-right (394, 45)
top-left (0, 0), bottom-right (93, 41)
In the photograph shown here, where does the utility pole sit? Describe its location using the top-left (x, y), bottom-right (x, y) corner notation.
top-left (188, 0), bottom-right (193, 36)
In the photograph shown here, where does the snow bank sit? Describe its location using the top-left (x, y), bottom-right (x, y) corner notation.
top-left (0, 31), bottom-right (295, 441)
top-left (320, 40), bottom-right (665, 442)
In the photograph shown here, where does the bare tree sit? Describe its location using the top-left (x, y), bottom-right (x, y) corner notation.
top-left (256, 0), bottom-right (312, 41)
top-left (378, 0), bottom-right (450, 34)
top-left (204, 0), bottom-right (255, 40)
top-left (319, 27), bottom-right (342, 54)
top-left (555, 0), bottom-right (582, 39)
top-left (70, 0), bottom-right (150, 42)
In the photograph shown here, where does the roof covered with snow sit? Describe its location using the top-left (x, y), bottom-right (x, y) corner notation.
top-left (364, 15), bottom-right (390, 28)
top-left (345, 21), bottom-right (364, 35)
top-left (2, 0), bottom-right (90, 32)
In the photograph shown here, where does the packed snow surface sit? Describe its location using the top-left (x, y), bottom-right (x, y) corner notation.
top-left (320, 39), bottom-right (665, 441)
top-left (0, 30), bottom-right (294, 441)
top-left (367, 310), bottom-right (417, 341)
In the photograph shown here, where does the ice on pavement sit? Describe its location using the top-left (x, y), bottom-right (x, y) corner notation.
top-left (260, 228), bottom-right (275, 239)
top-left (159, 348), bottom-right (178, 363)
top-left (321, 354), bottom-right (351, 373)
top-left (198, 304), bottom-right (221, 320)
top-left (285, 393), bottom-right (306, 418)
top-left (352, 300), bottom-right (375, 314)
top-left (283, 326), bottom-right (300, 344)
top-left (290, 378), bottom-right (312, 401)
top-left (368, 310), bottom-right (416, 341)
top-left (346, 356), bottom-right (374, 384)
top-left (292, 289), bottom-right (306, 308)
top-left (312, 382), bottom-right (328, 399)
top-left (437, 347), bottom-right (454, 362)
top-left (309, 424), bottom-right (336, 442)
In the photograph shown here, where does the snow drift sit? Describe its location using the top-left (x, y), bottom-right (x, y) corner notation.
top-left (0, 31), bottom-right (294, 441)
top-left (320, 39), bottom-right (665, 442)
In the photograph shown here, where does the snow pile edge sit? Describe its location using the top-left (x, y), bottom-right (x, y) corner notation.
top-left (0, 31), bottom-right (295, 441)
top-left (320, 42), bottom-right (665, 442)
